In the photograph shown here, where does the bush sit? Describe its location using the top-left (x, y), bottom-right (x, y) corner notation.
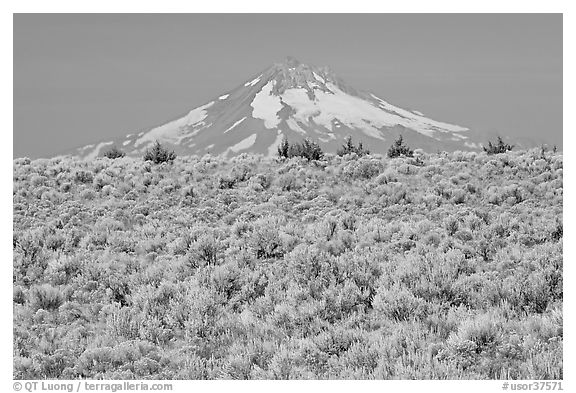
top-left (29, 284), bottom-right (64, 311)
top-left (483, 137), bottom-right (514, 155)
top-left (250, 219), bottom-right (284, 259)
top-left (191, 234), bottom-right (221, 266)
top-left (143, 141), bottom-right (176, 164)
top-left (350, 158), bottom-right (384, 179)
top-left (373, 286), bottom-right (428, 322)
top-left (387, 135), bottom-right (414, 158)
top-left (276, 174), bottom-right (301, 191)
top-left (73, 169), bottom-right (94, 184)
top-left (103, 146), bottom-right (126, 159)
top-left (218, 175), bottom-right (237, 189)
top-left (337, 136), bottom-right (370, 157)
top-left (13, 286), bottom-right (26, 304)
top-left (12, 148), bottom-right (564, 380)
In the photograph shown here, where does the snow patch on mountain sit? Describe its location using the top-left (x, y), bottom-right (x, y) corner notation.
top-left (281, 84), bottom-right (391, 140)
top-left (286, 118), bottom-right (307, 135)
top-left (224, 117), bottom-right (247, 134)
top-left (229, 134), bottom-right (258, 153)
top-left (86, 141), bottom-right (113, 160)
top-left (80, 144), bottom-right (94, 151)
top-left (281, 88), bottom-right (321, 125)
top-left (370, 94), bottom-right (468, 136)
top-left (244, 75), bottom-right (262, 87)
top-left (251, 81), bottom-right (283, 129)
top-left (313, 72), bottom-right (325, 84)
top-left (135, 102), bottom-right (215, 147)
top-left (189, 123), bottom-right (213, 138)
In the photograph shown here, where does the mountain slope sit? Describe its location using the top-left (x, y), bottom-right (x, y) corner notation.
top-left (70, 57), bottom-right (490, 159)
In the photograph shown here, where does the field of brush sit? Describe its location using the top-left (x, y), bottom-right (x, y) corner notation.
top-left (13, 148), bottom-right (563, 379)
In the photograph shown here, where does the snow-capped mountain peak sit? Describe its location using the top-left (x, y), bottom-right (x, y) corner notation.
top-left (70, 57), bottom-right (485, 159)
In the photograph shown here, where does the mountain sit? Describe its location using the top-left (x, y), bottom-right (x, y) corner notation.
top-left (69, 57), bottom-right (507, 159)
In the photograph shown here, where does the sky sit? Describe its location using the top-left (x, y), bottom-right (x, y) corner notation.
top-left (13, 13), bottom-right (562, 158)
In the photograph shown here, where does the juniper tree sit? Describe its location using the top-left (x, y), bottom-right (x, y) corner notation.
top-left (337, 136), bottom-right (370, 157)
top-left (103, 146), bottom-right (126, 159)
top-left (143, 141), bottom-right (176, 164)
top-left (387, 135), bottom-right (414, 158)
top-left (277, 137), bottom-right (290, 158)
top-left (277, 137), bottom-right (324, 160)
top-left (483, 136), bottom-right (514, 155)
top-left (291, 138), bottom-right (324, 160)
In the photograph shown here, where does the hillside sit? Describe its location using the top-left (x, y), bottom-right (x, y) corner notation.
top-left (13, 148), bottom-right (562, 379)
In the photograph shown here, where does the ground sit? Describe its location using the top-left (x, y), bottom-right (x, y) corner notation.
top-left (12, 148), bottom-right (562, 379)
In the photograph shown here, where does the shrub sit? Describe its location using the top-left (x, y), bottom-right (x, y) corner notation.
top-left (337, 136), bottom-right (370, 157)
top-left (93, 173), bottom-right (113, 190)
top-left (181, 185), bottom-right (194, 198)
top-left (448, 314), bottom-right (499, 354)
top-left (11, 148), bottom-right (564, 380)
top-left (143, 141), bottom-right (176, 164)
top-left (373, 286), bottom-right (428, 322)
top-left (550, 219), bottom-right (563, 242)
top-left (191, 234), bottom-right (221, 266)
top-left (30, 174), bottom-right (48, 187)
top-left (218, 175), bottom-right (237, 189)
top-left (103, 146), bottom-right (126, 159)
top-left (445, 217), bottom-right (459, 236)
top-left (230, 164), bottom-right (253, 182)
top-left (106, 306), bottom-right (142, 340)
top-left (387, 135), bottom-right (414, 158)
top-left (13, 286), bottom-right (26, 304)
top-left (79, 189), bottom-right (97, 200)
top-left (483, 137), bottom-right (514, 155)
top-left (250, 173), bottom-right (272, 190)
top-left (250, 219), bottom-right (284, 259)
top-left (276, 174), bottom-right (301, 191)
top-left (73, 169), bottom-right (94, 184)
top-left (341, 213), bottom-right (357, 231)
top-left (343, 158), bottom-right (384, 179)
top-left (29, 284), bottom-right (64, 311)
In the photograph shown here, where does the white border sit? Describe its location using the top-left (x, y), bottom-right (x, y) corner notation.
top-left (4, 3), bottom-right (571, 392)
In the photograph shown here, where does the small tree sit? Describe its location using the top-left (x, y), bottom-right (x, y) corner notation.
top-left (277, 136), bottom-right (290, 158)
top-left (277, 137), bottom-right (324, 161)
top-left (103, 146), bottom-right (126, 159)
top-left (337, 136), bottom-right (370, 157)
top-left (309, 139), bottom-right (324, 160)
top-left (293, 138), bottom-right (324, 161)
top-left (387, 135), bottom-right (413, 158)
top-left (143, 141), bottom-right (176, 164)
top-left (483, 136), bottom-right (513, 155)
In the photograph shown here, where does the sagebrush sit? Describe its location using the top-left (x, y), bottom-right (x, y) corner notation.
top-left (13, 149), bottom-right (562, 379)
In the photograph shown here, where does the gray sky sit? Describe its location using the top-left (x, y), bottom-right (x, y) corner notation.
top-left (14, 14), bottom-right (562, 158)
